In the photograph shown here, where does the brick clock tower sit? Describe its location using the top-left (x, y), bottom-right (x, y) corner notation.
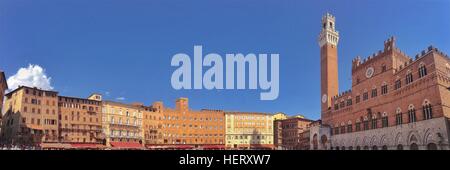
top-left (319, 13), bottom-right (339, 114)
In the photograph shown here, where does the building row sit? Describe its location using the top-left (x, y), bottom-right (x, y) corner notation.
top-left (0, 84), bottom-right (313, 149)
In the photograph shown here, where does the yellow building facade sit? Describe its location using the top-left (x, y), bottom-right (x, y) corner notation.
top-left (225, 112), bottom-right (274, 149)
top-left (101, 100), bottom-right (144, 149)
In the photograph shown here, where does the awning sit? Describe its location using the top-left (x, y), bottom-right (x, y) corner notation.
top-left (202, 145), bottom-right (225, 149)
top-left (145, 144), bottom-right (168, 149)
top-left (110, 142), bottom-right (143, 149)
top-left (145, 145), bottom-right (194, 149)
top-left (70, 143), bottom-right (105, 149)
top-left (40, 143), bottom-right (71, 149)
top-left (176, 145), bottom-right (194, 149)
top-left (250, 144), bottom-right (274, 149)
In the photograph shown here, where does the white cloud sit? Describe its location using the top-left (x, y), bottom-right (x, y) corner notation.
top-left (7, 64), bottom-right (54, 91)
top-left (116, 97), bottom-right (125, 101)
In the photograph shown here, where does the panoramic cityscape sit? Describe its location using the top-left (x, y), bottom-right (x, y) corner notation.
top-left (1, 13), bottom-right (449, 150)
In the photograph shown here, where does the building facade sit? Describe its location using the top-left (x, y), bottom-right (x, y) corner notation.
top-left (274, 117), bottom-right (313, 150)
top-left (0, 70), bottom-right (8, 135)
top-left (153, 98), bottom-right (225, 149)
top-left (225, 112), bottom-right (274, 149)
top-left (101, 101), bottom-right (144, 149)
top-left (1, 86), bottom-right (59, 146)
top-left (57, 95), bottom-right (104, 148)
top-left (136, 102), bottom-right (163, 146)
top-left (313, 13), bottom-right (450, 150)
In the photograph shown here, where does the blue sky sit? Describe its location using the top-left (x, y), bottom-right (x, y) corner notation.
top-left (1, 0), bottom-right (449, 120)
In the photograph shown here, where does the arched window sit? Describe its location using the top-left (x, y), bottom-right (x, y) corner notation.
top-left (422, 100), bottom-right (433, 120)
top-left (427, 143), bottom-right (437, 150)
top-left (382, 145), bottom-right (388, 150)
top-left (406, 70), bottom-right (413, 84)
top-left (363, 146), bottom-right (369, 150)
top-left (340, 125), bottom-right (346, 134)
top-left (410, 143), bottom-right (419, 150)
top-left (397, 144), bottom-right (403, 150)
top-left (341, 146), bottom-right (345, 150)
top-left (408, 104), bottom-right (416, 123)
top-left (356, 146), bottom-right (361, 150)
top-left (394, 77), bottom-right (402, 90)
top-left (381, 82), bottom-right (388, 95)
top-left (395, 108), bottom-right (403, 125)
top-left (381, 112), bottom-right (389, 127)
top-left (418, 62), bottom-right (427, 78)
top-left (348, 146), bottom-right (353, 150)
top-left (347, 121), bottom-right (353, 133)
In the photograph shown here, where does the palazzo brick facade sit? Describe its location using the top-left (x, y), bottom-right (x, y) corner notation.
top-left (312, 13), bottom-right (450, 150)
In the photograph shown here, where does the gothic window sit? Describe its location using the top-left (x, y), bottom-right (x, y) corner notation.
top-left (334, 103), bottom-right (339, 110)
top-left (346, 98), bottom-right (352, 106)
top-left (423, 100), bottom-right (433, 120)
top-left (371, 118), bottom-right (378, 129)
top-left (395, 108), bottom-right (403, 125)
top-left (363, 120), bottom-right (369, 130)
top-left (406, 70), bottom-right (413, 84)
top-left (381, 83), bottom-right (388, 95)
top-left (334, 127), bottom-right (339, 135)
top-left (347, 124), bottom-right (353, 133)
top-left (371, 88), bottom-right (378, 98)
top-left (382, 65), bottom-right (387, 72)
top-left (418, 62), bottom-right (427, 78)
top-left (395, 79), bottom-right (402, 90)
top-left (355, 122), bottom-right (361, 131)
top-left (408, 105), bottom-right (416, 123)
top-left (340, 101), bottom-right (345, 108)
top-left (363, 92), bottom-right (369, 101)
top-left (355, 95), bottom-right (360, 103)
top-left (340, 126), bottom-right (346, 134)
top-left (381, 115), bottom-right (388, 128)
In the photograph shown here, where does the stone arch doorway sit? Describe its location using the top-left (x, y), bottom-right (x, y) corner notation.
top-left (312, 134), bottom-right (318, 150)
top-left (427, 143), bottom-right (437, 150)
top-left (410, 143), bottom-right (419, 150)
top-left (320, 135), bottom-right (328, 150)
top-left (372, 146), bottom-right (378, 150)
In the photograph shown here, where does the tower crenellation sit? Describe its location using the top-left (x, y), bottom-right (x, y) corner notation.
top-left (351, 36), bottom-right (412, 72)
